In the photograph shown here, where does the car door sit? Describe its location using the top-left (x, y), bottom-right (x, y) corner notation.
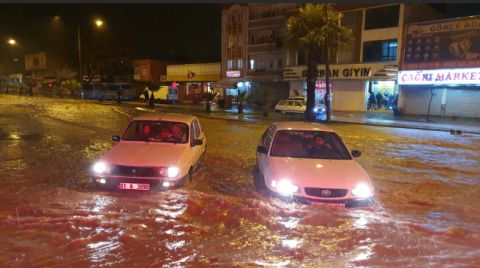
top-left (257, 125), bottom-right (275, 177)
top-left (294, 101), bottom-right (304, 113)
top-left (190, 119), bottom-right (204, 168)
top-left (286, 100), bottom-right (295, 112)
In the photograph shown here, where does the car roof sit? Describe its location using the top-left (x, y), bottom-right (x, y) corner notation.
top-left (132, 112), bottom-right (197, 123)
top-left (272, 121), bottom-right (335, 132)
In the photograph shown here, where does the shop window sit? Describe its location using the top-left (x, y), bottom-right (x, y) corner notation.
top-left (363, 39), bottom-right (397, 62)
top-left (364, 5), bottom-right (400, 30)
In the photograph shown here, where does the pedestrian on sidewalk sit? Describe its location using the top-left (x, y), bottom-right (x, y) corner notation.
top-left (376, 92), bottom-right (383, 110)
top-left (143, 89), bottom-right (149, 103)
top-left (368, 91), bottom-right (376, 110)
top-left (149, 92), bottom-right (155, 108)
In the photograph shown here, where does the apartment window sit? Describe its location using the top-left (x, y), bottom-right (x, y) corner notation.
top-left (364, 5), bottom-right (400, 30)
top-left (249, 59), bottom-right (255, 70)
top-left (363, 39), bottom-right (397, 62)
top-left (227, 60), bottom-right (233, 70)
top-left (237, 59), bottom-right (242, 69)
top-left (278, 59), bottom-right (282, 69)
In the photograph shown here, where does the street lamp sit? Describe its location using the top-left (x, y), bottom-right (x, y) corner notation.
top-left (7, 38), bottom-right (16, 46)
top-left (95, 19), bottom-right (104, 27)
top-left (77, 18), bottom-right (105, 82)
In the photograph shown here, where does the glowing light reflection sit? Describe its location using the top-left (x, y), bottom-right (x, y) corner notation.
top-left (282, 238), bottom-right (302, 249)
top-left (166, 240), bottom-right (186, 250)
top-left (255, 260), bottom-right (291, 267)
top-left (277, 217), bottom-right (300, 229)
top-left (9, 134), bottom-right (20, 139)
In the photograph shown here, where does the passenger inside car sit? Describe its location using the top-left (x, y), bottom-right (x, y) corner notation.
top-left (271, 131), bottom-right (306, 157)
top-left (306, 135), bottom-right (338, 158)
top-left (171, 123), bottom-right (187, 143)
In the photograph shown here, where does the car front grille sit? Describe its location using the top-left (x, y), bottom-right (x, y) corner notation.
top-left (110, 165), bottom-right (159, 177)
top-left (304, 187), bottom-right (348, 198)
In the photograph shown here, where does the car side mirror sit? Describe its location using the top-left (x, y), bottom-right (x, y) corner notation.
top-left (193, 139), bottom-right (203, 146)
top-left (351, 150), bottom-right (361, 158)
top-left (112, 135), bottom-right (120, 142)
top-left (257, 145), bottom-right (267, 154)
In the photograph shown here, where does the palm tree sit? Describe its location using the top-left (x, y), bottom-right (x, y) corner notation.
top-left (285, 3), bottom-right (352, 121)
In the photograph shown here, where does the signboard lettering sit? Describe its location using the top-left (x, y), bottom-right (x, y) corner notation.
top-left (226, 70), bottom-right (241, 78)
top-left (398, 68), bottom-right (480, 85)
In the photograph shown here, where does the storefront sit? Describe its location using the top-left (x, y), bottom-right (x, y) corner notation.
top-left (282, 62), bottom-right (398, 112)
top-left (399, 16), bottom-right (480, 118)
top-left (166, 63), bottom-right (221, 103)
top-left (398, 68), bottom-right (480, 117)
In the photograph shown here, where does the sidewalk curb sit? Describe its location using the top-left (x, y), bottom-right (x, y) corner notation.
top-left (330, 119), bottom-right (480, 135)
top-left (134, 101), bottom-right (480, 134)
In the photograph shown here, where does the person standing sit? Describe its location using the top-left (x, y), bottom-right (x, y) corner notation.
top-left (143, 89), bottom-right (149, 103)
top-left (376, 91), bottom-right (383, 110)
top-left (368, 91), bottom-right (376, 110)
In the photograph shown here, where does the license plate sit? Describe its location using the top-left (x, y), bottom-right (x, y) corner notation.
top-left (118, 183), bottom-right (150, 191)
top-left (311, 202), bottom-right (345, 208)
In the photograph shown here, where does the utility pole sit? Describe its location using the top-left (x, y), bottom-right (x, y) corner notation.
top-left (77, 24), bottom-right (82, 83)
top-left (323, 3), bottom-right (332, 122)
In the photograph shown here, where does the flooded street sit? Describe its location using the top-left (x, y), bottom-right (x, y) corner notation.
top-left (1, 94), bottom-right (479, 267)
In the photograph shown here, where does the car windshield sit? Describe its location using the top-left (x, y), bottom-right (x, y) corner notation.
top-left (270, 130), bottom-right (352, 159)
top-left (122, 120), bottom-right (189, 144)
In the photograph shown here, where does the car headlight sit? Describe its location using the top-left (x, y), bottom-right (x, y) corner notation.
top-left (352, 183), bottom-right (373, 198)
top-left (92, 161), bottom-right (110, 175)
top-left (167, 167), bottom-right (180, 178)
top-left (271, 179), bottom-right (299, 195)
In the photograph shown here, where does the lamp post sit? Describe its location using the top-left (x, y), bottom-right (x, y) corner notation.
top-left (77, 18), bottom-right (104, 82)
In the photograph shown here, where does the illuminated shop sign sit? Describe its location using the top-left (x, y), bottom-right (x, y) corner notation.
top-left (303, 81), bottom-right (333, 91)
top-left (226, 70), bottom-right (241, 78)
top-left (398, 68), bottom-right (480, 85)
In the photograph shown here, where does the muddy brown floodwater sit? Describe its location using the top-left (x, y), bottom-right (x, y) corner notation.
top-left (0, 95), bottom-right (479, 267)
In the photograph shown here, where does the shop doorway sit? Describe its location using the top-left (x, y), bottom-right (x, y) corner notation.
top-left (365, 80), bottom-right (398, 112)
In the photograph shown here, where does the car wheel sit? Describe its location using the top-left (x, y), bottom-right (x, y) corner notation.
top-left (253, 165), bottom-right (266, 192)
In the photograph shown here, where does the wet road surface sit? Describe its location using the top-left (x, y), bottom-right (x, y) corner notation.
top-left (1, 95), bottom-right (479, 267)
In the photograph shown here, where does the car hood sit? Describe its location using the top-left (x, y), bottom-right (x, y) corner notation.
top-left (100, 142), bottom-right (187, 167)
top-left (270, 157), bottom-right (371, 189)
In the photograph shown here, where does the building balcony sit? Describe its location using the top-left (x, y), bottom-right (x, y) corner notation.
top-left (246, 69), bottom-right (283, 81)
top-left (247, 42), bottom-right (282, 54)
top-left (248, 16), bottom-right (287, 29)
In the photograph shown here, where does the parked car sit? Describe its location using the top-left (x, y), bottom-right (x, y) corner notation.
top-left (287, 96), bottom-right (307, 101)
top-left (91, 112), bottom-right (207, 191)
top-left (275, 99), bottom-right (306, 114)
top-left (254, 122), bottom-right (374, 207)
top-left (275, 99), bottom-right (326, 115)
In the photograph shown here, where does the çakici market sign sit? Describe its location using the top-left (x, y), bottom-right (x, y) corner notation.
top-left (398, 68), bottom-right (480, 85)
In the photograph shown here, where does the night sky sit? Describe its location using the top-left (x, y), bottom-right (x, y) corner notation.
top-left (0, 4), bottom-right (221, 74)
top-left (1, 3), bottom-right (480, 75)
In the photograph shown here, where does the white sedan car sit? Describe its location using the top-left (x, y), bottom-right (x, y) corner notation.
top-left (274, 99), bottom-right (326, 115)
top-left (91, 112), bottom-right (206, 191)
top-left (254, 122), bottom-right (374, 207)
